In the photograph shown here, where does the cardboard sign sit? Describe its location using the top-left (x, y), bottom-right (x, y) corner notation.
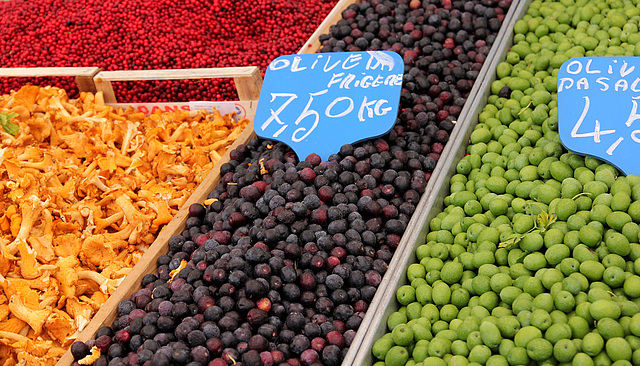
top-left (254, 51), bottom-right (403, 161)
top-left (558, 57), bottom-right (640, 176)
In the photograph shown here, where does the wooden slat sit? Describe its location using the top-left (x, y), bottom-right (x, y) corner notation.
top-left (75, 75), bottom-right (98, 94)
top-left (55, 121), bottom-right (258, 366)
top-left (94, 67), bottom-right (263, 103)
top-left (0, 67), bottom-right (101, 93)
top-left (297, 0), bottom-right (360, 54)
top-left (95, 67), bottom-right (260, 81)
top-left (0, 67), bottom-right (100, 77)
top-left (234, 67), bottom-right (263, 101)
top-left (94, 77), bottom-right (117, 102)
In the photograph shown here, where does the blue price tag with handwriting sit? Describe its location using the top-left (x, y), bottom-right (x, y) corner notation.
top-left (254, 51), bottom-right (403, 161)
top-left (558, 57), bottom-right (640, 176)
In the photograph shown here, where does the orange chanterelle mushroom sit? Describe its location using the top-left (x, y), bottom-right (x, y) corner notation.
top-left (0, 85), bottom-right (249, 365)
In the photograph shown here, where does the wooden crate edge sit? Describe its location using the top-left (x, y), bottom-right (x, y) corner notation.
top-left (95, 67), bottom-right (263, 103)
top-left (0, 67), bottom-right (100, 78)
top-left (94, 67), bottom-right (261, 81)
top-left (0, 67), bottom-right (101, 93)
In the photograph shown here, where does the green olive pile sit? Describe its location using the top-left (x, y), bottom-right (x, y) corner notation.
top-left (372, 0), bottom-right (640, 365)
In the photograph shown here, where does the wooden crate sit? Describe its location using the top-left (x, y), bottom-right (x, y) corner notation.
top-left (55, 67), bottom-right (261, 366)
top-left (0, 66), bottom-right (100, 93)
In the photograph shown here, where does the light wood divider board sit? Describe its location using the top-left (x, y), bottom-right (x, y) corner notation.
top-left (93, 67), bottom-right (263, 103)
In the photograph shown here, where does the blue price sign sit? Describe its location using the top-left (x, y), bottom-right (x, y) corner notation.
top-left (254, 51), bottom-right (403, 161)
top-left (558, 56), bottom-right (640, 176)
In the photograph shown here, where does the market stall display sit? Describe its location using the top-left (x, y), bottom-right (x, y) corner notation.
top-left (65, 0), bottom-right (516, 365)
top-left (362, 0), bottom-right (640, 365)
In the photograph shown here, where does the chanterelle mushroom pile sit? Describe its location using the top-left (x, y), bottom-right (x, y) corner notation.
top-left (0, 85), bottom-right (249, 365)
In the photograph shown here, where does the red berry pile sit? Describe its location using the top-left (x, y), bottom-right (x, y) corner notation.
top-left (0, 0), bottom-right (337, 101)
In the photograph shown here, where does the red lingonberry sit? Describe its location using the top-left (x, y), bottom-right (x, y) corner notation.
top-left (0, 0), bottom-right (339, 102)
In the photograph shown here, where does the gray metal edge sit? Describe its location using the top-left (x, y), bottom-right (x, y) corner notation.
top-left (345, 0), bottom-right (532, 364)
